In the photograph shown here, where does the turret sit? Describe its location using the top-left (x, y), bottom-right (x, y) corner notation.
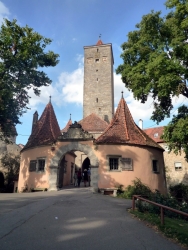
top-left (32, 111), bottom-right (38, 133)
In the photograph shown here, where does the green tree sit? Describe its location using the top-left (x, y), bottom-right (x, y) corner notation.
top-left (0, 19), bottom-right (59, 139)
top-left (162, 105), bottom-right (188, 160)
top-left (1, 153), bottom-right (20, 192)
top-left (116, 0), bottom-right (188, 160)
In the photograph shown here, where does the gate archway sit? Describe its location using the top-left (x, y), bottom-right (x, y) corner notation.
top-left (82, 157), bottom-right (90, 172)
top-left (49, 142), bottom-right (99, 192)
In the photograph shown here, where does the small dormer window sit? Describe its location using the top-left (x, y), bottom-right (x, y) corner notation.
top-left (154, 133), bottom-right (158, 138)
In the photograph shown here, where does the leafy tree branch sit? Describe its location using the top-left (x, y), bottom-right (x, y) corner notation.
top-left (0, 19), bottom-right (59, 139)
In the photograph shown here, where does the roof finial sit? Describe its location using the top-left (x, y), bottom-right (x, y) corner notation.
top-left (70, 113), bottom-right (71, 120)
top-left (99, 34), bottom-right (101, 39)
top-left (49, 95), bottom-right (51, 103)
top-left (121, 91), bottom-right (124, 98)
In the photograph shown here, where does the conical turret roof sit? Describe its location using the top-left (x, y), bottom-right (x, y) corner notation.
top-left (23, 101), bottom-right (61, 151)
top-left (96, 95), bottom-right (163, 150)
top-left (61, 118), bottom-right (72, 133)
top-left (96, 39), bottom-right (103, 45)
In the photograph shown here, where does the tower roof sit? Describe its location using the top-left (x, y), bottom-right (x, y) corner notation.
top-left (79, 113), bottom-right (108, 132)
top-left (61, 118), bottom-right (72, 133)
top-left (23, 101), bottom-right (61, 151)
top-left (144, 126), bottom-right (165, 143)
top-left (96, 95), bottom-right (163, 150)
top-left (96, 39), bottom-right (103, 45)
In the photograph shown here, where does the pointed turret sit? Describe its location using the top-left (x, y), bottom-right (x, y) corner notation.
top-left (61, 114), bottom-right (72, 134)
top-left (96, 94), bottom-right (163, 150)
top-left (32, 111), bottom-right (38, 133)
top-left (96, 39), bottom-right (103, 45)
top-left (96, 34), bottom-right (103, 45)
top-left (23, 101), bottom-right (61, 151)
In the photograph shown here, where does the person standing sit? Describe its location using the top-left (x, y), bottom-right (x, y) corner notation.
top-left (74, 171), bottom-right (78, 187)
top-left (83, 169), bottom-right (88, 187)
top-left (77, 169), bottom-right (82, 187)
top-left (87, 168), bottom-right (91, 186)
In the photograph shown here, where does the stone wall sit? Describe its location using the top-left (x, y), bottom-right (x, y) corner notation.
top-left (159, 143), bottom-right (188, 186)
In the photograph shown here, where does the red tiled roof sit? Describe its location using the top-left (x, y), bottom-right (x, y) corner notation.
top-left (61, 119), bottom-right (72, 133)
top-left (23, 102), bottom-right (61, 151)
top-left (96, 96), bottom-right (163, 150)
top-left (96, 39), bottom-right (103, 45)
top-left (79, 113), bottom-right (108, 132)
top-left (144, 127), bottom-right (165, 143)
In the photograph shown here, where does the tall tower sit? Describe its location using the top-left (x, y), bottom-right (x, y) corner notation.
top-left (83, 39), bottom-right (114, 123)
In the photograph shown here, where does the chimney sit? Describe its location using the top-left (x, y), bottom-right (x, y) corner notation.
top-left (32, 111), bottom-right (38, 132)
top-left (139, 119), bottom-right (143, 129)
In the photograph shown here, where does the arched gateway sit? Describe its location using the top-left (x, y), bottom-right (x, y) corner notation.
top-left (49, 132), bottom-right (99, 192)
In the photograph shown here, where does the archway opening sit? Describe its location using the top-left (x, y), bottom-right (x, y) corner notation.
top-left (82, 157), bottom-right (90, 172)
top-left (57, 150), bottom-right (92, 189)
top-left (49, 141), bottom-right (99, 191)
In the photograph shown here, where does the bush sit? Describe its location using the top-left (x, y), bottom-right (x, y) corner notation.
top-left (117, 179), bottom-right (188, 220)
top-left (169, 183), bottom-right (188, 203)
top-left (117, 178), bottom-right (152, 199)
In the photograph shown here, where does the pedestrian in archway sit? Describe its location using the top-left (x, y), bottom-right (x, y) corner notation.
top-left (77, 169), bottom-right (82, 187)
top-left (74, 170), bottom-right (78, 187)
top-left (83, 169), bottom-right (88, 187)
top-left (88, 167), bottom-right (91, 186)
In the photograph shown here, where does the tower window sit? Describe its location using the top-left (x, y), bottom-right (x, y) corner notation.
top-left (97, 78), bottom-right (98, 81)
top-left (97, 48), bottom-right (99, 52)
top-left (95, 59), bottom-right (99, 63)
top-left (96, 98), bottom-right (98, 103)
top-left (96, 69), bottom-right (98, 72)
top-left (152, 160), bottom-right (159, 173)
top-left (99, 108), bottom-right (101, 111)
top-left (87, 57), bottom-right (93, 63)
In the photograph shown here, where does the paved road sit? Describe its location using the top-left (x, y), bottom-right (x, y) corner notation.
top-left (0, 188), bottom-right (186, 250)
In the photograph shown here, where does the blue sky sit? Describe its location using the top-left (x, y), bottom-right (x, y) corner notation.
top-left (1, 0), bottom-right (188, 145)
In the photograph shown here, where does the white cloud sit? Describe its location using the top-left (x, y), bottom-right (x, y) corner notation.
top-left (0, 1), bottom-right (10, 24)
top-left (57, 66), bottom-right (83, 104)
top-left (27, 55), bottom-right (188, 126)
top-left (27, 55), bottom-right (84, 109)
top-left (27, 84), bottom-right (61, 110)
top-left (27, 55), bottom-right (155, 122)
top-left (114, 73), bottom-right (154, 123)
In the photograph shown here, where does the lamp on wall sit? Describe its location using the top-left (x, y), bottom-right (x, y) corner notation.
top-left (51, 142), bottom-right (56, 151)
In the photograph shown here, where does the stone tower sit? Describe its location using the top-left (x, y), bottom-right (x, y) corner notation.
top-left (83, 39), bottom-right (114, 123)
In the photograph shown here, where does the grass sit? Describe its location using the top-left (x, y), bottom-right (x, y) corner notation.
top-left (130, 210), bottom-right (188, 247)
